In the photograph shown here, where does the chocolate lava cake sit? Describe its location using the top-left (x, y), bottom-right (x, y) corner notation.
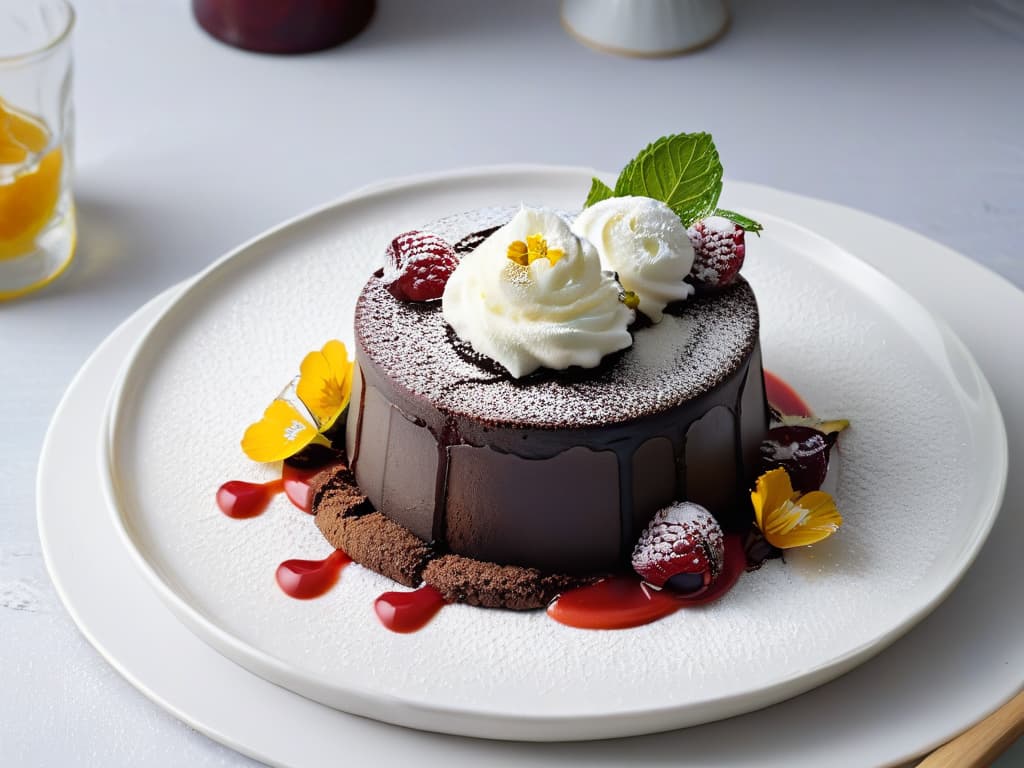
top-left (312, 209), bottom-right (770, 608)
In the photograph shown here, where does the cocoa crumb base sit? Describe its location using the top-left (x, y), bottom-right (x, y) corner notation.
top-left (311, 464), bottom-right (598, 609)
top-left (423, 555), bottom-right (597, 611)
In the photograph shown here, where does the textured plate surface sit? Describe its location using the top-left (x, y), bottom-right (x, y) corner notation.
top-left (102, 168), bottom-right (1006, 740)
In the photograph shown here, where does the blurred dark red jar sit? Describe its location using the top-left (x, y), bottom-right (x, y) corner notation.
top-left (193, 0), bottom-right (375, 54)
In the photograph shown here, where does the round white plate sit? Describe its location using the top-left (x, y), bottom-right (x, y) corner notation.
top-left (102, 169), bottom-right (1006, 741)
top-left (41, 183), bottom-right (1024, 767)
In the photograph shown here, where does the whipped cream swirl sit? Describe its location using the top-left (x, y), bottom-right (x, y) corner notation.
top-left (442, 207), bottom-right (634, 379)
top-left (572, 196), bottom-right (694, 322)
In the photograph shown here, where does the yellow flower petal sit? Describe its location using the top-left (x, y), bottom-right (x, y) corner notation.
top-left (526, 233), bottom-right (548, 263)
top-left (296, 339), bottom-right (354, 431)
top-left (767, 492), bottom-right (842, 548)
top-left (507, 240), bottom-right (529, 265)
top-left (751, 468), bottom-right (843, 549)
top-left (241, 400), bottom-right (319, 463)
top-left (751, 468), bottom-right (796, 531)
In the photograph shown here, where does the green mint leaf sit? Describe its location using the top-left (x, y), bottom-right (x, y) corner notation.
top-left (584, 177), bottom-right (614, 208)
top-left (613, 133), bottom-right (723, 226)
top-left (712, 208), bottom-right (763, 235)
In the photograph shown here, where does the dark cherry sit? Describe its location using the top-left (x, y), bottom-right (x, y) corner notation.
top-left (759, 426), bottom-right (832, 493)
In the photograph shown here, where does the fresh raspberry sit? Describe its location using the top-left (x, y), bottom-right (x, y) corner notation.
top-left (686, 216), bottom-right (746, 288)
top-left (383, 230), bottom-right (458, 302)
top-left (631, 502), bottom-right (725, 595)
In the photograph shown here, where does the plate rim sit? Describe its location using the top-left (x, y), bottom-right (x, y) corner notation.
top-left (98, 166), bottom-right (1010, 741)
top-left (40, 280), bottom-right (1024, 768)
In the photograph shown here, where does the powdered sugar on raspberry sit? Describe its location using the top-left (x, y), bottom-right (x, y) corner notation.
top-left (631, 502), bottom-right (725, 586)
top-left (382, 230), bottom-right (458, 302)
top-left (688, 215), bottom-right (746, 287)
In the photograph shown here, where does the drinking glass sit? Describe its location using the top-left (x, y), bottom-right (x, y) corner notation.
top-left (0, 0), bottom-right (75, 300)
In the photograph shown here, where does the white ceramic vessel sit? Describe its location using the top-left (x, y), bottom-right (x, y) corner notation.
top-left (561, 0), bottom-right (730, 57)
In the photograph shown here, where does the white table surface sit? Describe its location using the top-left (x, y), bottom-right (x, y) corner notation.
top-left (3, 1), bottom-right (1023, 765)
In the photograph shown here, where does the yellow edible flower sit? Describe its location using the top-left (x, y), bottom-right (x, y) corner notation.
top-left (240, 340), bottom-right (354, 463)
top-left (751, 468), bottom-right (842, 549)
top-left (507, 233), bottom-right (564, 267)
top-left (507, 240), bottom-right (529, 265)
top-left (241, 400), bottom-right (326, 463)
top-left (296, 339), bottom-right (355, 431)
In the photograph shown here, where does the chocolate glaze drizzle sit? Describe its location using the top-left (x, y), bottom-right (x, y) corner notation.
top-left (344, 212), bottom-right (768, 573)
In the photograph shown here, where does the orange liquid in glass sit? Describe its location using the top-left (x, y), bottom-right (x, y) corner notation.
top-left (0, 98), bottom-right (63, 260)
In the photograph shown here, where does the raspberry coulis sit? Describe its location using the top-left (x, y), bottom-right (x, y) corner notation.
top-left (763, 370), bottom-right (813, 418)
top-left (216, 463), bottom-right (349, 599)
top-left (547, 534), bottom-right (746, 630)
top-left (215, 463), bottom-right (329, 518)
top-left (276, 550), bottom-right (351, 599)
top-left (216, 478), bottom-right (284, 519)
top-left (374, 585), bottom-right (448, 633)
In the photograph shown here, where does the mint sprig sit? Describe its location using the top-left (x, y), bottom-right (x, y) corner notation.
top-left (584, 177), bottom-right (615, 208)
top-left (614, 134), bottom-right (722, 226)
top-left (584, 133), bottom-right (762, 233)
top-left (712, 208), bottom-right (763, 234)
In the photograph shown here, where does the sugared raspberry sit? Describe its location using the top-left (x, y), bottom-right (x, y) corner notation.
top-left (382, 230), bottom-right (458, 302)
top-left (686, 216), bottom-right (746, 288)
top-left (631, 502), bottom-right (725, 594)
top-left (759, 425), bottom-right (835, 493)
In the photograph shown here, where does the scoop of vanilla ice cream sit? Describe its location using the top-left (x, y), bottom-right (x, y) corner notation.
top-left (442, 207), bottom-right (634, 378)
top-left (572, 196), bottom-right (694, 322)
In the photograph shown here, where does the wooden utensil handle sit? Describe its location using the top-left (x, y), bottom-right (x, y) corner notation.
top-left (918, 689), bottom-right (1024, 768)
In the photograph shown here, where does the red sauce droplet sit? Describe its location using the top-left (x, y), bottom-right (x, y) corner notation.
top-left (276, 550), bottom-right (351, 599)
top-left (281, 463), bottom-right (336, 513)
top-left (375, 585), bottom-right (448, 633)
top-left (216, 479), bottom-right (284, 519)
top-left (548, 577), bottom-right (680, 629)
top-left (547, 535), bottom-right (746, 630)
top-left (764, 370), bottom-right (813, 418)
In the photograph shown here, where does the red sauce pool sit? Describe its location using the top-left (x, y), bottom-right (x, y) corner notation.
top-left (547, 534), bottom-right (746, 630)
top-left (281, 463), bottom-right (323, 513)
top-left (764, 370), bottom-right (813, 417)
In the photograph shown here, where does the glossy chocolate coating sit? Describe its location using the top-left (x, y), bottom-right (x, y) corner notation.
top-left (345, 209), bottom-right (768, 574)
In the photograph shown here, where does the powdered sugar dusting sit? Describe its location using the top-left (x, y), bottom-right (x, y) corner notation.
top-left (632, 502), bottom-right (726, 584)
top-left (702, 215), bottom-right (736, 235)
top-left (688, 216), bottom-right (745, 286)
top-left (355, 207), bottom-right (759, 429)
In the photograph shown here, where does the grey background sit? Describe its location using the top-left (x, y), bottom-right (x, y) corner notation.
top-left (2, 1), bottom-right (1022, 765)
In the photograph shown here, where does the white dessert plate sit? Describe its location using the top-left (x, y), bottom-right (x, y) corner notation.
top-left (41, 180), bottom-right (1024, 766)
top-left (100, 168), bottom-right (1006, 741)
